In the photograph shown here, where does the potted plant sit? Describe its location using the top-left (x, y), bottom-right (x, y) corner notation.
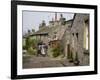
top-left (68, 51), bottom-right (73, 62)
top-left (74, 52), bottom-right (80, 65)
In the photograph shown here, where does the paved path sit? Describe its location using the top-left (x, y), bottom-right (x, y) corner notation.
top-left (23, 53), bottom-right (89, 69)
top-left (23, 56), bottom-right (74, 69)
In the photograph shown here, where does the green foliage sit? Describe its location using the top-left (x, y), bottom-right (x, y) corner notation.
top-left (25, 36), bottom-right (41, 55)
top-left (75, 52), bottom-right (78, 61)
top-left (27, 47), bottom-right (37, 55)
top-left (26, 37), bottom-right (40, 49)
top-left (70, 51), bottom-right (73, 59)
top-left (26, 37), bottom-right (30, 50)
top-left (52, 46), bottom-right (62, 58)
top-left (74, 52), bottom-right (80, 65)
top-left (23, 45), bottom-right (27, 50)
top-left (32, 29), bottom-right (35, 33)
top-left (68, 51), bottom-right (73, 62)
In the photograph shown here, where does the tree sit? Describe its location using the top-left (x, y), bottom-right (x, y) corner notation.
top-left (26, 36), bottom-right (30, 50)
top-left (32, 29), bottom-right (35, 33)
top-left (28, 30), bottom-right (31, 34)
top-left (42, 20), bottom-right (46, 26)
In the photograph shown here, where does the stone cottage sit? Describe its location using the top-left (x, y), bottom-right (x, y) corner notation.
top-left (70, 13), bottom-right (89, 65)
top-left (23, 13), bottom-right (89, 65)
top-left (62, 13), bottom-right (89, 65)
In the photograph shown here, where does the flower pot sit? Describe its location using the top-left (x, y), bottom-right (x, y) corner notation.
top-left (68, 58), bottom-right (73, 63)
top-left (74, 60), bottom-right (80, 65)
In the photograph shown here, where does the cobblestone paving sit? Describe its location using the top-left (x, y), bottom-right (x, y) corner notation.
top-left (23, 54), bottom-right (89, 69)
top-left (23, 56), bottom-right (74, 68)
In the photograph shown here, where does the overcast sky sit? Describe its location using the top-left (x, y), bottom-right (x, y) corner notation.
top-left (22, 11), bottom-right (74, 35)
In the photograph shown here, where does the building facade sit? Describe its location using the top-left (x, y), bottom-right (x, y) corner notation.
top-left (62, 13), bottom-right (89, 65)
top-left (23, 13), bottom-right (89, 65)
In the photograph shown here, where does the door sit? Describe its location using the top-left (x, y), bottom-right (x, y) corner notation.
top-left (67, 44), bottom-right (70, 59)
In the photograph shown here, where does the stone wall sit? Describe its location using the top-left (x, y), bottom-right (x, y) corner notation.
top-left (61, 24), bottom-right (71, 58)
top-left (70, 14), bottom-right (89, 64)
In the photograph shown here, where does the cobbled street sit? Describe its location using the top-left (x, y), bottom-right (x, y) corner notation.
top-left (23, 56), bottom-right (74, 68)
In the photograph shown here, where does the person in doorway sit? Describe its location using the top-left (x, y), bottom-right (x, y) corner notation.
top-left (37, 42), bottom-right (42, 56)
top-left (41, 43), bottom-right (48, 57)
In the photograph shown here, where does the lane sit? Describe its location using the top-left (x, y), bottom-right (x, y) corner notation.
top-left (23, 53), bottom-right (89, 69)
top-left (23, 56), bottom-right (74, 68)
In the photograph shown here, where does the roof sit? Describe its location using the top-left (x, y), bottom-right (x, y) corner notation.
top-left (34, 19), bottom-right (72, 40)
top-left (24, 18), bottom-right (73, 41)
top-left (34, 26), bottom-right (50, 35)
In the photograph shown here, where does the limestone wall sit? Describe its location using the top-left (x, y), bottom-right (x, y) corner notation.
top-left (70, 14), bottom-right (89, 64)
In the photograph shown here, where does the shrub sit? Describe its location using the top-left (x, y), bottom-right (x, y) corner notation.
top-left (74, 52), bottom-right (80, 65)
top-left (52, 46), bottom-right (62, 58)
top-left (25, 37), bottom-right (41, 55)
top-left (25, 37), bottom-right (40, 48)
top-left (23, 45), bottom-right (27, 50)
top-left (75, 52), bottom-right (79, 61)
top-left (27, 47), bottom-right (37, 55)
top-left (68, 51), bottom-right (73, 62)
